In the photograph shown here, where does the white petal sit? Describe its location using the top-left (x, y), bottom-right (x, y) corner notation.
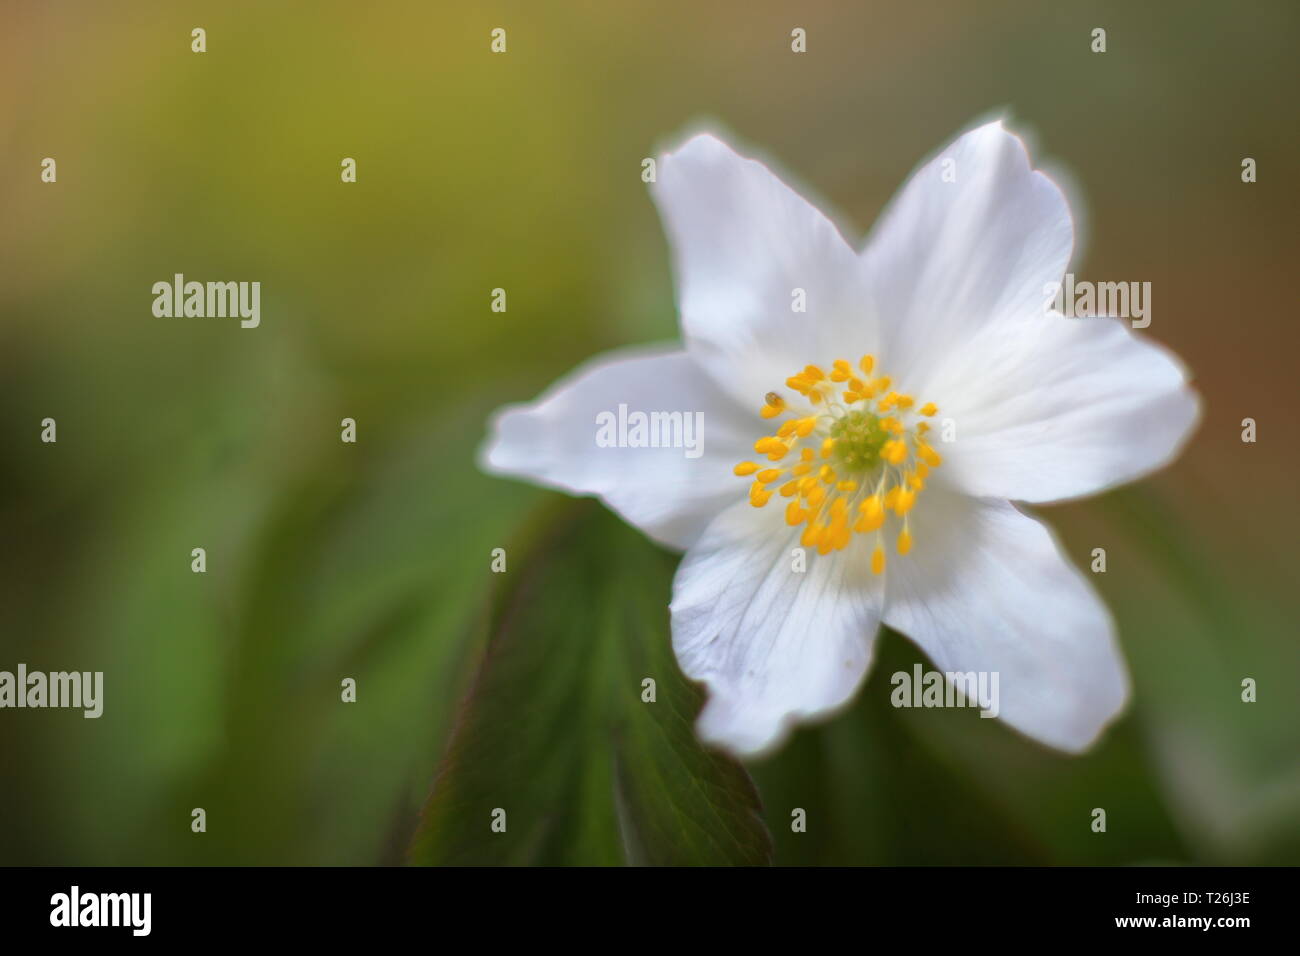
top-left (863, 120), bottom-right (1074, 391)
top-left (481, 345), bottom-right (753, 550)
top-left (882, 486), bottom-right (1129, 753)
top-left (652, 132), bottom-right (875, 405)
top-left (922, 313), bottom-right (1200, 502)
top-left (671, 500), bottom-right (884, 757)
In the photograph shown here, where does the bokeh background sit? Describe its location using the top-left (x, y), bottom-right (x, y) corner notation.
top-left (2, 0), bottom-right (1296, 865)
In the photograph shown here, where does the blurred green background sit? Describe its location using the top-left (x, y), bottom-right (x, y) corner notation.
top-left (2, 0), bottom-right (1296, 865)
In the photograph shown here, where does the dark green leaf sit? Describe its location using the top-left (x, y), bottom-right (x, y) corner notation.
top-left (411, 500), bottom-right (773, 866)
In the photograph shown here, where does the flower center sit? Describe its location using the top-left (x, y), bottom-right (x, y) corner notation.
top-left (733, 355), bottom-right (942, 573)
top-left (829, 410), bottom-right (890, 473)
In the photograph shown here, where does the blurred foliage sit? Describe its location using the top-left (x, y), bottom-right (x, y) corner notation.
top-left (412, 501), bottom-right (770, 866)
top-left (1, 0), bottom-right (1297, 865)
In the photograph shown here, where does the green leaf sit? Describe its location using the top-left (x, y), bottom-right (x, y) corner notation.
top-left (411, 500), bottom-right (773, 866)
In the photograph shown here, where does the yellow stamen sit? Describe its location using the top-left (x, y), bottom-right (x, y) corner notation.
top-left (737, 355), bottom-right (942, 569)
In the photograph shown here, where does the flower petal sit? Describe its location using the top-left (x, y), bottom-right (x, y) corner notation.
top-left (883, 486), bottom-right (1129, 753)
top-left (671, 500), bottom-right (884, 757)
top-left (921, 313), bottom-right (1200, 502)
top-left (481, 345), bottom-right (753, 550)
top-left (652, 132), bottom-right (874, 405)
top-left (863, 120), bottom-right (1074, 391)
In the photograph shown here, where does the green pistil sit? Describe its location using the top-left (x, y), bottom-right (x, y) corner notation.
top-left (830, 410), bottom-right (889, 474)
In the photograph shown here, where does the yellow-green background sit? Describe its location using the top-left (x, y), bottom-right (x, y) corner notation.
top-left (2, 0), bottom-right (1296, 865)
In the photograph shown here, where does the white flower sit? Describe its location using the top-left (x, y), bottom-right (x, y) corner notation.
top-left (482, 121), bottom-right (1200, 759)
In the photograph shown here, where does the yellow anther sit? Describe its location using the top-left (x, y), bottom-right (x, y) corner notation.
top-left (757, 468), bottom-right (783, 484)
top-left (792, 463), bottom-right (812, 476)
top-left (823, 515), bottom-right (849, 554)
top-left (920, 402), bottom-right (938, 417)
top-left (780, 479), bottom-right (801, 497)
top-left (786, 501), bottom-right (806, 525)
top-left (871, 545), bottom-right (886, 575)
top-left (820, 438), bottom-right (835, 458)
top-left (800, 524), bottom-right (821, 548)
top-left (855, 497), bottom-right (885, 533)
top-left (796, 417), bottom-right (816, 437)
top-left (832, 523), bottom-right (852, 551)
top-left (808, 391), bottom-right (823, 405)
top-left (819, 464), bottom-right (835, 483)
top-left (874, 376), bottom-right (892, 392)
top-left (830, 359), bottom-right (852, 382)
top-left (804, 364), bottom-right (826, 381)
top-left (830, 496), bottom-right (848, 518)
top-left (760, 403), bottom-right (783, 419)
top-left (750, 484), bottom-right (772, 507)
top-left (806, 485), bottom-right (827, 508)
top-left (918, 444), bottom-right (942, 467)
top-left (786, 375), bottom-right (810, 392)
top-left (799, 475), bottom-right (819, 495)
top-left (893, 487), bottom-right (915, 516)
top-left (734, 462), bottom-right (759, 476)
top-left (895, 395), bottom-right (914, 410)
top-left (916, 422), bottom-right (930, 435)
top-left (859, 354), bottom-right (875, 375)
top-left (800, 447), bottom-right (814, 462)
top-left (897, 529), bottom-right (913, 555)
top-left (777, 420), bottom-right (798, 438)
top-left (753, 437), bottom-right (782, 454)
top-left (882, 439), bottom-right (907, 465)
top-left (836, 480), bottom-right (858, 493)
